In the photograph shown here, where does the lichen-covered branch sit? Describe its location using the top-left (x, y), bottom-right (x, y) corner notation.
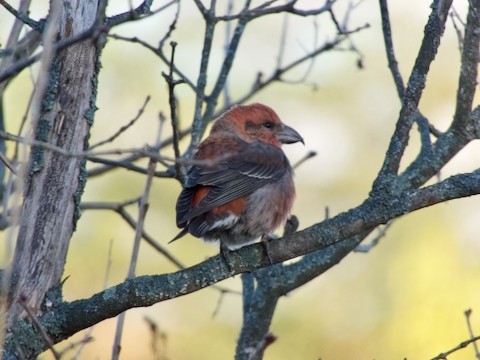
top-left (4, 168), bottom-right (480, 358)
top-left (374, 0), bottom-right (453, 184)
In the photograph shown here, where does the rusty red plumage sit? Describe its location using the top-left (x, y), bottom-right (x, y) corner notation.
top-left (172, 103), bottom-right (303, 250)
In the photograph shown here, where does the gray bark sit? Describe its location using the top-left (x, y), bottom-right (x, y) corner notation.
top-left (8, 0), bottom-right (100, 322)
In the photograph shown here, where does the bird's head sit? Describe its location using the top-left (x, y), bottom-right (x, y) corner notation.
top-left (212, 103), bottom-right (304, 147)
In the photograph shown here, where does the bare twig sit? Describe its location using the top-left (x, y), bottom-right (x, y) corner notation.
top-left (188, 0), bottom-right (219, 155)
top-left (162, 42), bottom-right (185, 182)
top-left (287, 18), bottom-right (320, 84)
top-left (0, 131), bottom-right (249, 172)
top-left (430, 335), bottom-right (480, 360)
top-left (87, 156), bottom-right (174, 178)
top-left (158, 0), bottom-right (181, 49)
top-left (378, 0), bottom-right (404, 98)
top-left (60, 334), bottom-right (94, 359)
top-left (214, 0), bottom-right (333, 21)
top-left (111, 150), bottom-right (158, 360)
top-left (212, 288), bottom-right (229, 318)
top-left (0, 0), bottom-right (38, 93)
top-left (449, 7), bottom-right (464, 55)
top-left (0, 22), bottom-right (108, 84)
top-left (0, 152), bottom-right (17, 175)
top-left (144, 317), bottom-right (168, 360)
top-left (373, 0), bottom-right (453, 186)
top-left (235, 36), bottom-right (349, 105)
top-left (222, 0), bottom-right (235, 106)
top-left (292, 150), bottom-right (317, 169)
top-left (451, 0), bottom-right (480, 131)
top-left (19, 297), bottom-right (60, 360)
top-left (90, 96), bottom-right (151, 150)
top-left (108, 33), bottom-right (196, 91)
top-left (116, 206), bottom-right (185, 268)
top-left (354, 221), bottom-right (394, 252)
top-left (192, 0), bottom-right (252, 151)
top-left (0, 130), bottom-right (173, 162)
top-left (81, 200), bottom-right (185, 270)
top-left (465, 309), bottom-right (480, 359)
top-left (106, 0), bottom-right (178, 27)
top-left (70, 240), bottom-right (114, 360)
top-left (0, 0), bottom-right (41, 30)
top-left (106, 29), bottom-right (356, 172)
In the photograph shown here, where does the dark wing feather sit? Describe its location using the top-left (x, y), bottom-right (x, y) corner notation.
top-left (178, 141), bottom-right (289, 223)
top-left (175, 166), bottom-right (201, 227)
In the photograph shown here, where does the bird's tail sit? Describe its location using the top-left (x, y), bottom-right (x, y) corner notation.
top-left (169, 228), bottom-right (189, 244)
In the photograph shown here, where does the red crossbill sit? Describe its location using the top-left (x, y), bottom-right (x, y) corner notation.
top-left (173, 103), bottom-right (303, 251)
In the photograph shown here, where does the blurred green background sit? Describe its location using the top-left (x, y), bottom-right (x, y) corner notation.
top-left (1, 0), bottom-right (480, 359)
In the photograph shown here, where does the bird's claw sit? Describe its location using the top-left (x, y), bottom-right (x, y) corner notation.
top-left (261, 235), bottom-right (276, 265)
top-left (220, 246), bottom-right (234, 273)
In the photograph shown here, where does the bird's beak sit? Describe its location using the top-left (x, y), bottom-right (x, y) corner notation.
top-left (278, 124), bottom-right (304, 145)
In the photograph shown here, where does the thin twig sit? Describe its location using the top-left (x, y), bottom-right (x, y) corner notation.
top-left (107, 7), bottom-right (368, 175)
top-left (0, 0), bottom-right (41, 30)
top-left (162, 41), bottom-right (185, 182)
top-left (222, 0), bottom-right (234, 106)
top-left (70, 240), bottom-right (115, 359)
top-left (431, 335), bottom-right (480, 360)
top-left (292, 150), bottom-right (317, 169)
top-left (143, 317), bottom-right (168, 360)
top-left (373, 0), bottom-right (453, 185)
top-left (451, 0), bottom-right (480, 131)
top-left (0, 21), bottom-right (109, 84)
top-left (106, 0), bottom-right (177, 27)
top-left (214, 0), bottom-right (333, 21)
top-left (111, 151), bottom-right (158, 360)
top-left (188, 0), bottom-right (218, 156)
top-left (108, 33), bottom-right (196, 91)
top-left (197, 0), bottom-right (253, 129)
top-left (465, 309), bottom-right (480, 359)
top-left (158, 0), bottom-right (181, 56)
top-left (90, 95), bottom-right (151, 150)
top-left (0, 130), bottom-right (175, 162)
top-left (235, 35), bottom-right (351, 105)
top-left (0, 131), bottom-right (245, 170)
top-left (19, 297), bottom-right (60, 360)
top-left (276, 13), bottom-right (289, 71)
top-left (87, 156), bottom-right (174, 178)
top-left (212, 288), bottom-right (228, 318)
top-left (449, 7), bottom-right (464, 55)
top-left (59, 334), bottom-right (94, 359)
top-left (0, 152), bottom-right (17, 175)
top-left (81, 200), bottom-right (185, 269)
top-left (288, 18), bottom-right (321, 84)
top-left (354, 221), bottom-right (394, 252)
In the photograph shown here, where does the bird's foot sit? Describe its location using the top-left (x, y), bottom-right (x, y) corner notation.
top-left (220, 245), bottom-right (234, 273)
top-left (261, 233), bottom-right (277, 265)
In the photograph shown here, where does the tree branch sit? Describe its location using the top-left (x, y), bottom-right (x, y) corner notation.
top-left (4, 168), bottom-right (480, 358)
top-left (379, 0), bottom-right (404, 98)
top-left (451, 0), bottom-right (480, 131)
top-left (374, 0), bottom-right (453, 185)
top-left (0, 0), bottom-right (42, 30)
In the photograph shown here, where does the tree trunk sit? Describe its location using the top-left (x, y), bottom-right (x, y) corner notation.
top-left (8, 0), bottom-right (101, 322)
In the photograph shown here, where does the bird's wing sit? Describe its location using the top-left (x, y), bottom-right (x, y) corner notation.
top-left (176, 141), bottom-right (290, 225)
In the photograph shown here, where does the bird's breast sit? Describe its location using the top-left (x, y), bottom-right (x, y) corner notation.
top-left (244, 170), bottom-right (295, 233)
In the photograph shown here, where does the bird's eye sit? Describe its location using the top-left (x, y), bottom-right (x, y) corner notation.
top-left (263, 121), bottom-right (274, 129)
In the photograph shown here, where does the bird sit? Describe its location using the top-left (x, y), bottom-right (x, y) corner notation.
top-left (172, 103), bottom-right (303, 252)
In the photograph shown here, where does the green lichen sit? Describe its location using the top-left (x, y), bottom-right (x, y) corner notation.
top-left (40, 57), bottom-right (60, 113)
top-left (73, 158), bottom-right (87, 229)
top-left (30, 118), bottom-right (52, 174)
